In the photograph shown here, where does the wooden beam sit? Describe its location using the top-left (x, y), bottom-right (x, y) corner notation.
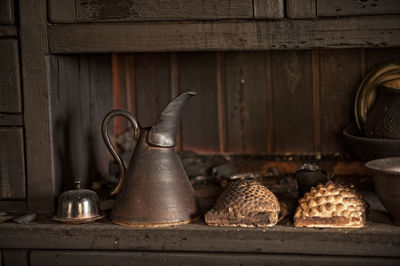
top-left (0, 114), bottom-right (23, 126)
top-left (253, 0), bottom-right (284, 19)
top-left (20, 0), bottom-right (55, 212)
top-left (48, 15), bottom-right (400, 53)
top-left (48, 0), bottom-right (253, 23)
top-left (318, 0), bottom-right (400, 17)
top-left (0, 219), bottom-right (399, 257)
top-left (0, 0), bottom-right (14, 24)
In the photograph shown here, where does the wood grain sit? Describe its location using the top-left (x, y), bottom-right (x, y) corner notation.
top-left (135, 53), bottom-right (171, 128)
top-left (270, 50), bottom-right (314, 153)
top-left (0, 39), bottom-right (21, 113)
top-left (223, 52), bottom-right (268, 153)
top-left (178, 53), bottom-right (219, 153)
top-left (49, 0), bottom-right (253, 23)
top-left (2, 249), bottom-right (29, 266)
top-left (286, 0), bottom-right (316, 18)
top-left (253, 0), bottom-right (284, 19)
top-left (318, 0), bottom-right (400, 17)
top-left (366, 48), bottom-right (400, 71)
top-left (0, 25), bottom-right (17, 36)
top-left (48, 15), bottom-right (400, 53)
top-left (0, 128), bottom-right (26, 199)
top-left (20, 0), bottom-right (55, 212)
top-left (0, 114), bottom-right (23, 126)
top-left (319, 49), bottom-right (361, 154)
top-left (0, 0), bottom-right (14, 24)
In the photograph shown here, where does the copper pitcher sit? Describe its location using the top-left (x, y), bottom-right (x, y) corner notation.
top-left (102, 92), bottom-right (199, 227)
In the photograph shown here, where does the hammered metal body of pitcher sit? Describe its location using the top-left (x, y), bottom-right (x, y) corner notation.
top-left (102, 92), bottom-right (199, 227)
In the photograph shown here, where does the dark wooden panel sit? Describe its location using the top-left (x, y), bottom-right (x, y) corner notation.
top-left (49, 0), bottom-right (253, 23)
top-left (135, 53), bottom-right (171, 128)
top-left (0, 128), bottom-right (25, 199)
top-left (319, 49), bottom-right (361, 154)
top-left (271, 50), bottom-right (314, 153)
top-left (0, 114), bottom-right (23, 126)
top-left (286, 0), bottom-right (316, 18)
top-left (0, 201), bottom-right (27, 212)
top-left (366, 48), bottom-right (400, 70)
top-left (178, 53), bottom-right (219, 153)
top-left (2, 249), bottom-right (29, 266)
top-left (318, 0), bottom-right (400, 17)
top-left (30, 251), bottom-right (400, 266)
top-left (223, 52), bottom-right (269, 153)
top-left (0, 39), bottom-right (21, 113)
top-left (253, 0), bottom-right (284, 19)
top-left (0, 0), bottom-right (14, 24)
top-left (48, 0), bottom-right (76, 23)
top-left (51, 55), bottom-right (113, 192)
top-left (0, 25), bottom-right (17, 36)
top-left (48, 15), bottom-right (400, 53)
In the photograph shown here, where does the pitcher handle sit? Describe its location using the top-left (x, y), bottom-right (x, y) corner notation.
top-left (102, 109), bottom-right (140, 195)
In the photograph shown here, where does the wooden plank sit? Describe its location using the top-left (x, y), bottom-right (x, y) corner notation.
top-left (20, 0), bottom-right (55, 212)
top-left (0, 39), bottom-right (21, 113)
top-left (0, 0), bottom-right (14, 24)
top-left (270, 50), bottom-right (314, 153)
top-left (224, 52), bottom-right (269, 153)
top-left (0, 25), bottom-right (17, 37)
top-left (48, 0), bottom-right (76, 23)
top-left (286, 0), bottom-right (316, 18)
top-left (2, 250), bottom-right (29, 266)
top-left (0, 114), bottom-right (23, 126)
top-left (48, 15), bottom-right (400, 53)
top-left (178, 53), bottom-right (219, 153)
top-left (0, 128), bottom-right (25, 199)
top-left (1, 220), bottom-right (400, 257)
top-left (30, 251), bottom-right (400, 266)
top-left (135, 53), bottom-right (171, 128)
top-left (253, 0), bottom-right (284, 19)
top-left (318, 0), bottom-right (400, 17)
top-left (319, 49), bottom-right (361, 155)
top-left (75, 0), bottom-right (253, 22)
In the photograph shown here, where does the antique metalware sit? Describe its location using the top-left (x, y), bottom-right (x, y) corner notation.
top-left (296, 163), bottom-right (328, 198)
top-left (102, 91), bottom-right (199, 227)
top-left (343, 124), bottom-right (400, 161)
top-left (365, 157), bottom-right (400, 225)
top-left (364, 85), bottom-right (400, 139)
top-left (354, 61), bottom-right (400, 132)
top-left (53, 180), bottom-right (103, 224)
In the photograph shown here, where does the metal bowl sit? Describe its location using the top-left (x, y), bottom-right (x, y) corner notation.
top-left (53, 180), bottom-right (103, 224)
top-left (343, 124), bottom-right (400, 162)
top-left (365, 157), bottom-right (400, 225)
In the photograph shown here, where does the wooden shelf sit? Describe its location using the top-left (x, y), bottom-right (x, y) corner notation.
top-left (48, 15), bottom-right (400, 53)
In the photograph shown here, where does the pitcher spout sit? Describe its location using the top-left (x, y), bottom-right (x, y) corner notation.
top-left (148, 91), bottom-right (197, 147)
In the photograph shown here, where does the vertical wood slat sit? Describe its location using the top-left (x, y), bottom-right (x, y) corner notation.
top-left (0, 39), bottom-right (21, 113)
top-left (312, 50), bottom-right (321, 153)
top-left (51, 55), bottom-right (113, 192)
top-left (135, 53), bottom-right (171, 128)
top-left (270, 50), bottom-right (314, 153)
top-left (224, 52), bottom-right (269, 153)
top-left (178, 53), bottom-right (219, 153)
top-left (319, 49), bottom-right (361, 154)
top-left (48, 0), bottom-right (76, 23)
top-left (20, 0), bottom-right (55, 212)
top-left (265, 51), bottom-right (274, 153)
top-left (170, 53), bottom-right (182, 150)
top-left (365, 48), bottom-right (400, 71)
top-left (0, 128), bottom-right (25, 199)
top-left (216, 52), bottom-right (225, 153)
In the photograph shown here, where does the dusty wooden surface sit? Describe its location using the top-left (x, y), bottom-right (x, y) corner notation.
top-left (0, 25), bottom-right (17, 36)
top-left (0, 209), bottom-right (399, 257)
top-left (0, 0), bottom-right (14, 24)
top-left (317, 0), bottom-right (400, 17)
top-left (48, 15), bottom-right (400, 53)
top-left (286, 0), bottom-right (316, 18)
